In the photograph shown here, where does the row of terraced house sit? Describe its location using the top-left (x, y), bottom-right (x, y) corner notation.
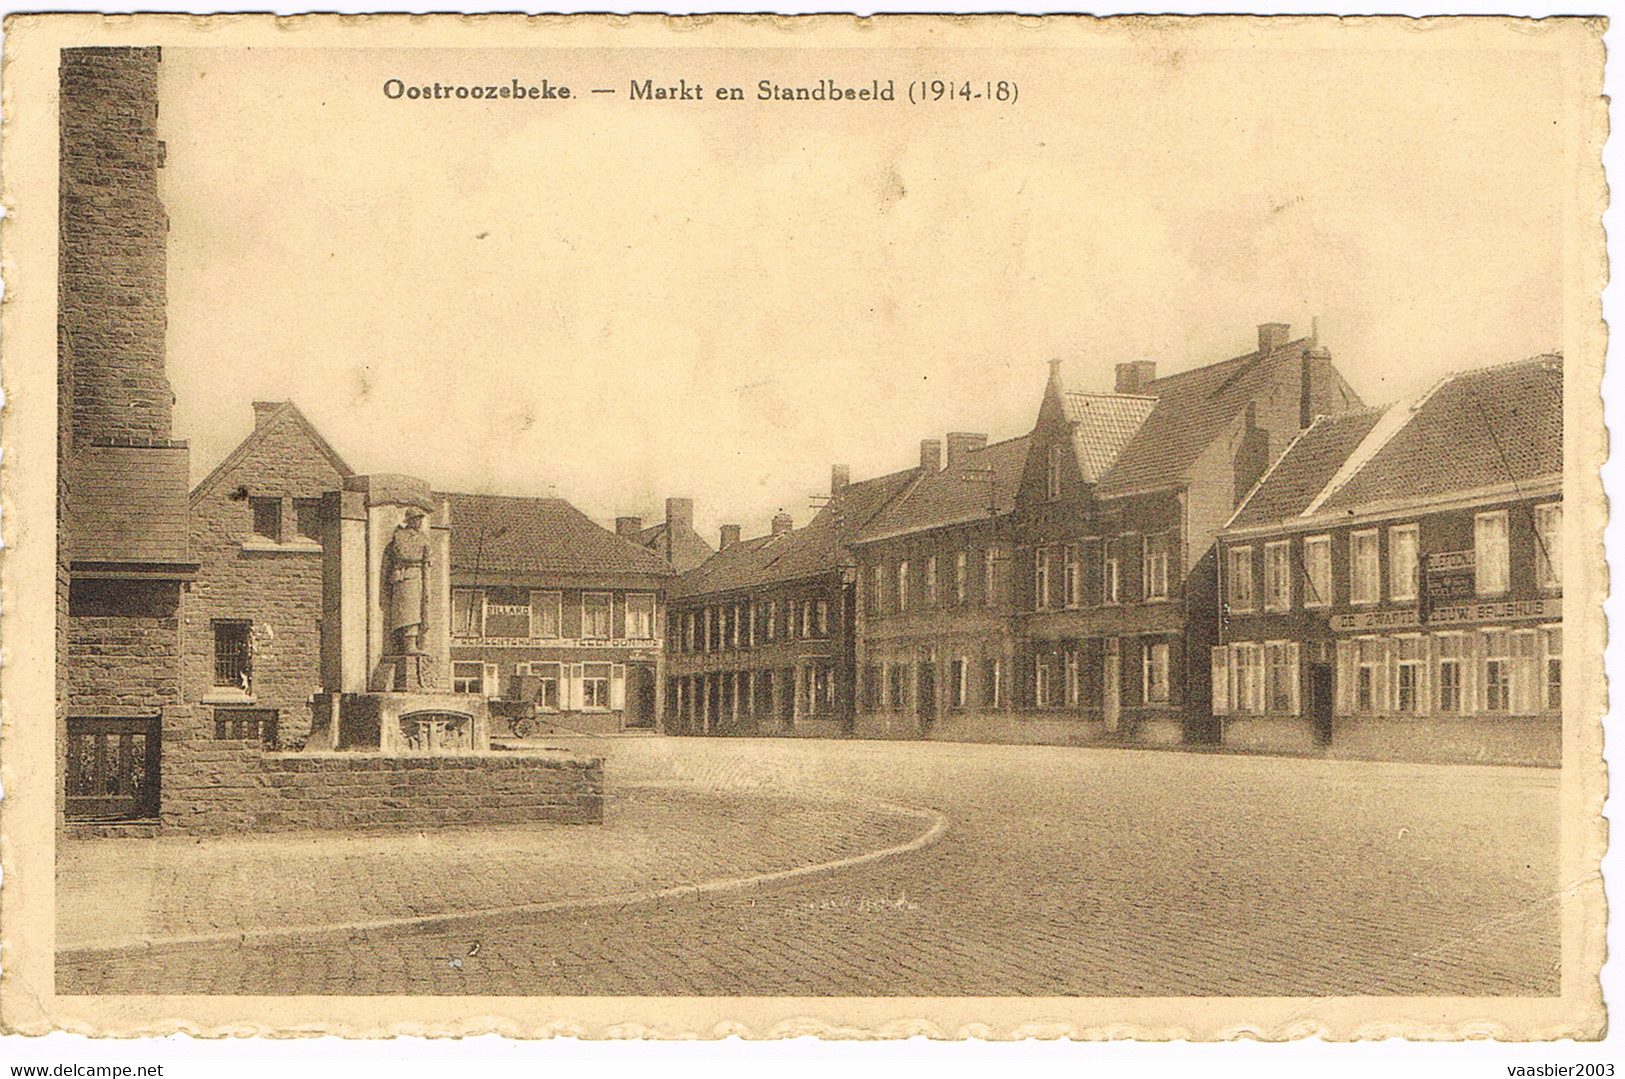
top-left (664, 325), bottom-right (1563, 766)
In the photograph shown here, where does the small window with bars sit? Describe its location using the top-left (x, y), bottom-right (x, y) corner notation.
top-left (213, 620), bottom-right (252, 691)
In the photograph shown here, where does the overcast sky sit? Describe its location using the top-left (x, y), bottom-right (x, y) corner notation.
top-left (156, 37), bottom-right (1567, 541)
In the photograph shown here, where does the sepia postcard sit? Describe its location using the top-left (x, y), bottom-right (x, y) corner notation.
top-left (0, 13), bottom-right (1608, 1041)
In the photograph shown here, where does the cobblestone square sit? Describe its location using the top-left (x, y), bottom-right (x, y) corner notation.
top-left (58, 737), bottom-right (1559, 997)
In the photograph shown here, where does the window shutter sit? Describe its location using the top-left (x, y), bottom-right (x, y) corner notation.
top-left (610, 664), bottom-right (626, 711)
top-left (1210, 647), bottom-right (1229, 716)
top-left (1335, 640), bottom-right (1354, 715)
top-left (1289, 642), bottom-right (1302, 716)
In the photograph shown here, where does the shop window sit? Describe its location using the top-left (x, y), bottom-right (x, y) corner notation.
top-left (1482, 629), bottom-right (1511, 712)
top-left (1475, 511), bottom-right (1510, 596)
top-left (581, 663), bottom-right (612, 710)
top-left (523, 662), bottom-right (561, 710)
top-left (1393, 635), bottom-right (1426, 714)
top-left (452, 661), bottom-right (484, 695)
top-left (1265, 641), bottom-right (1297, 714)
top-left (1144, 641), bottom-right (1171, 704)
top-left (1355, 637), bottom-right (1384, 714)
top-left (1231, 643), bottom-right (1263, 715)
top-left (1434, 633), bottom-right (1466, 714)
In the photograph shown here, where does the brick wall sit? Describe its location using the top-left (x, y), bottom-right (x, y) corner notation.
top-left (65, 580), bottom-right (181, 714)
top-left (185, 407), bottom-right (351, 747)
top-left (59, 47), bottom-right (172, 447)
top-left (156, 736), bottom-right (603, 833)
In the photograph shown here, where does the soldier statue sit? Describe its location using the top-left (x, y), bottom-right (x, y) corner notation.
top-left (385, 509), bottom-right (431, 654)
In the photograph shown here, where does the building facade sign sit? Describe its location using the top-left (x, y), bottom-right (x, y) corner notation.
top-left (1424, 550), bottom-right (1476, 601)
top-left (464, 636), bottom-right (660, 650)
top-left (1330, 608), bottom-right (1421, 632)
top-left (1427, 598), bottom-right (1560, 625)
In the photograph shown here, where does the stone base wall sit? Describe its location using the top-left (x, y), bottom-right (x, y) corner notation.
top-left (1222, 715), bottom-right (1560, 767)
top-left (148, 732), bottom-right (603, 834)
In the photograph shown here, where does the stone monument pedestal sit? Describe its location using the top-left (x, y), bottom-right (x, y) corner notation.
top-left (306, 473), bottom-right (491, 756)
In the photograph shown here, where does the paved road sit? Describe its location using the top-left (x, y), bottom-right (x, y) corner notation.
top-left (58, 739), bottom-right (1560, 996)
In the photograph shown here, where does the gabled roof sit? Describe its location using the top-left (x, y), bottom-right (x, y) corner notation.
top-left (443, 492), bottom-right (674, 580)
top-left (1062, 393), bottom-right (1156, 482)
top-left (634, 519), bottom-right (716, 574)
top-left (1315, 355), bottom-right (1562, 513)
top-left (856, 434), bottom-right (1030, 543)
top-left (1224, 354), bottom-right (1562, 531)
top-left (674, 467), bottom-right (916, 598)
top-left (190, 401), bottom-right (354, 507)
top-left (1228, 408), bottom-right (1386, 528)
top-left (1096, 339), bottom-right (1318, 497)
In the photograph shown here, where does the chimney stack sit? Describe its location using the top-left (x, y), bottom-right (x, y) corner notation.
top-left (252, 401), bottom-right (284, 428)
top-left (615, 516), bottom-right (643, 538)
top-left (771, 510), bottom-right (794, 536)
top-left (665, 497), bottom-right (693, 534)
top-left (945, 431), bottom-right (988, 471)
top-left (831, 464), bottom-right (850, 494)
top-left (720, 524), bottom-right (741, 549)
top-left (1114, 362), bottom-right (1156, 395)
top-left (1301, 343), bottom-right (1333, 429)
top-left (1258, 322), bottom-right (1291, 354)
top-left (920, 438), bottom-right (943, 473)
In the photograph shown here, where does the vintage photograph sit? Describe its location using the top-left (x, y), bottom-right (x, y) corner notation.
top-left (1, 14), bottom-right (1606, 1039)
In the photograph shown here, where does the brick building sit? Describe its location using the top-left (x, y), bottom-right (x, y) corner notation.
top-left (444, 493), bottom-right (675, 735)
top-left (665, 466), bottom-right (915, 737)
top-left (184, 401), bottom-right (355, 751)
top-left (1215, 354), bottom-right (1562, 765)
top-left (58, 47), bottom-right (198, 825)
top-left (849, 433), bottom-right (1030, 739)
top-left (1006, 323), bottom-right (1362, 745)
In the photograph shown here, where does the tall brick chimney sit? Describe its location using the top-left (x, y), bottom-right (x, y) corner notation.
top-left (615, 516), bottom-right (643, 538)
top-left (945, 432), bottom-right (988, 471)
top-left (665, 497), bottom-right (693, 534)
top-left (831, 464), bottom-right (850, 494)
top-left (1301, 343), bottom-right (1333, 429)
top-left (60, 47), bottom-right (173, 449)
top-left (1114, 361), bottom-right (1156, 395)
top-left (252, 401), bottom-right (285, 429)
top-left (771, 510), bottom-right (793, 536)
top-left (920, 439), bottom-right (942, 472)
top-left (720, 524), bottom-right (741, 549)
top-left (1258, 322), bottom-right (1291, 354)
